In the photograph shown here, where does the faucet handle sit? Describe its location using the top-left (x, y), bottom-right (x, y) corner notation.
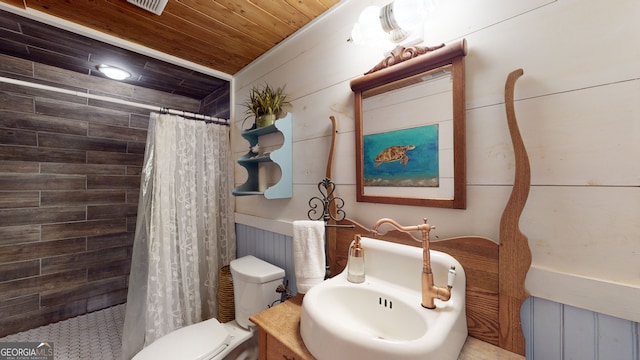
top-left (447, 266), bottom-right (456, 288)
top-left (421, 218), bottom-right (436, 230)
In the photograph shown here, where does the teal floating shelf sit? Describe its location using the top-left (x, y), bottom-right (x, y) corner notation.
top-left (233, 113), bottom-right (292, 199)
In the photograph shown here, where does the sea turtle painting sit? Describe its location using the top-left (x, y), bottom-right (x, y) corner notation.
top-left (373, 145), bottom-right (416, 167)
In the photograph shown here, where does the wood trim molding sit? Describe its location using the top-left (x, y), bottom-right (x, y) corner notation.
top-left (350, 39), bottom-right (466, 92)
top-left (498, 69), bottom-right (531, 355)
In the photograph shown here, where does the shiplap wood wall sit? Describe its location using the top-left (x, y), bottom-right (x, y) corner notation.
top-left (0, 53), bottom-right (206, 337)
top-left (232, 0), bottom-right (640, 326)
top-left (238, 223), bottom-right (640, 360)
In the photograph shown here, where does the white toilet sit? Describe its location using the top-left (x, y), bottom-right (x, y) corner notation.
top-left (132, 255), bottom-right (285, 360)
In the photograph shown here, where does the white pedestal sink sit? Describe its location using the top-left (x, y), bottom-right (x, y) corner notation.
top-left (300, 237), bottom-right (467, 360)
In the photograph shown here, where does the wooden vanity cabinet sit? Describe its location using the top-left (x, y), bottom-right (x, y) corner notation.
top-left (250, 295), bottom-right (315, 360)
top-left (257, 330), bottom-right (309, 360)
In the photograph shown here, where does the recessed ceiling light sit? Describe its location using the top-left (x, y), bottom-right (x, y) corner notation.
top-left (97, 64), bottom-right (131, 81)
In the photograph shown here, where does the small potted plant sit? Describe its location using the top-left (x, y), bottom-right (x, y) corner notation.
top-left (243, 84), bottom-right (290, 128)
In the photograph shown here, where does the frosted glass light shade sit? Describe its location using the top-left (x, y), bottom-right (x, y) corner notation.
top-left (350, 0), bottom-right (439, 47)
top-left (357, 6), bottom-right (388, 46)
top-left (393, 0), bottom-right (424, 30)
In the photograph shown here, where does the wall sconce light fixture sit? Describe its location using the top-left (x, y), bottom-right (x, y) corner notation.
top-left (350, 0), bottom-right (439, 48)
top-left (97, 64), bottom-right (132, 81)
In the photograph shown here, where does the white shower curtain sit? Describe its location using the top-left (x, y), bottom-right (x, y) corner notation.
top-left (121, 113), bottom-right (235, 360)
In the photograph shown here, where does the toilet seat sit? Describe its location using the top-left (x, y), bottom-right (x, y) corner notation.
top-left (133, 318), bottom-right (230, 360)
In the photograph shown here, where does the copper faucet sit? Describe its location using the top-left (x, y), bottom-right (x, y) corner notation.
top-left (372, 218), bottom-right (454, 309)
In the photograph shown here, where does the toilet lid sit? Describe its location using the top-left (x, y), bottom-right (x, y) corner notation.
top-left (133, 318), bottom-right (231, 360)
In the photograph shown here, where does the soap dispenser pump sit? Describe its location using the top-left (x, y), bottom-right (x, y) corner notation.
top-left (347, 234), bottom-right (365, 283)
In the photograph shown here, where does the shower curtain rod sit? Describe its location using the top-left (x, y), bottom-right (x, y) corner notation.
top-left (0, 76), bottom-right (229, 126)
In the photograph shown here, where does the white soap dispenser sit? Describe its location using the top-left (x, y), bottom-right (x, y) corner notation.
top-left (347, 234), bottom-right (365, 283)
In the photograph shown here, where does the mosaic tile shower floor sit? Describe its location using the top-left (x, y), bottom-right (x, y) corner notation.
top-left (0, 304), bottom-right (125, 360)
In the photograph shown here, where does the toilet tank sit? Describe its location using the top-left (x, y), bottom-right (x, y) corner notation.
top-left (230, 255), bottom-right (285, 329)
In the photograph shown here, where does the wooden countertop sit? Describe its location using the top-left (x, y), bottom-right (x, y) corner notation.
top-left (250, 294), bottom-right (525, 360)
top-left (250, 294), bottom-right (314, 359)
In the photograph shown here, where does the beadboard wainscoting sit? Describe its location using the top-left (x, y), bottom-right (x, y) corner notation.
top-left (521, 297), bottom-right (639, 360)
top-left (237, 223), bottom-right (640, 359)
top-left (236, 223), bottom-right (297, 296)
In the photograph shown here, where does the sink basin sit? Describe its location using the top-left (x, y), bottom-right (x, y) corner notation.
top-left (300, 237), bottom-right (467, 360)
top-left (308, 284), bottom-right (427, 341)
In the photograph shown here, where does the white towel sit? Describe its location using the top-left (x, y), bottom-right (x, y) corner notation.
top-left (293, 220), bottom-right (326, 294)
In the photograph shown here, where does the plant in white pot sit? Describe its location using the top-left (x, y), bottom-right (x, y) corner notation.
top-left (243, 84), bottom-right (290, 128)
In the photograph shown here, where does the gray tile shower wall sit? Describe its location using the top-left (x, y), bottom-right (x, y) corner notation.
top-left (0, 53), bottom-right (202, 337)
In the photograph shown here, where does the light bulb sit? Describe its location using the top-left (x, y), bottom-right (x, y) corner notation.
top-left (97, 64), bottom-right (131, 81)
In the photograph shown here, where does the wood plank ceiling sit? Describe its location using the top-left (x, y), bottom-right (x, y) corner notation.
top-left (1, 0), bottom-right (340, 75)
top-left (0, 0), bottom-right (340, 100)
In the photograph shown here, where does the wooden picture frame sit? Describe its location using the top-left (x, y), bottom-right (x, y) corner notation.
top-left (350, 39), bottom-right (467, 208)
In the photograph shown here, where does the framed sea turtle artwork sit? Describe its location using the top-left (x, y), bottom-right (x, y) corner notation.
top-left (350, 40), bottom-right (467, 208)
top-left (363, 124), bottom-right (439, 187)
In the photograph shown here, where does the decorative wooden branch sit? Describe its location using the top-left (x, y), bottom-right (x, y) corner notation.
top-left (364, 43), bottom-right (445, 75)
top-left (499, 68), bottom-right (532, 356)
top-left (325, 115), bottom-right (341, 275)
top-left (326, 116), bottom-right (338, 180)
